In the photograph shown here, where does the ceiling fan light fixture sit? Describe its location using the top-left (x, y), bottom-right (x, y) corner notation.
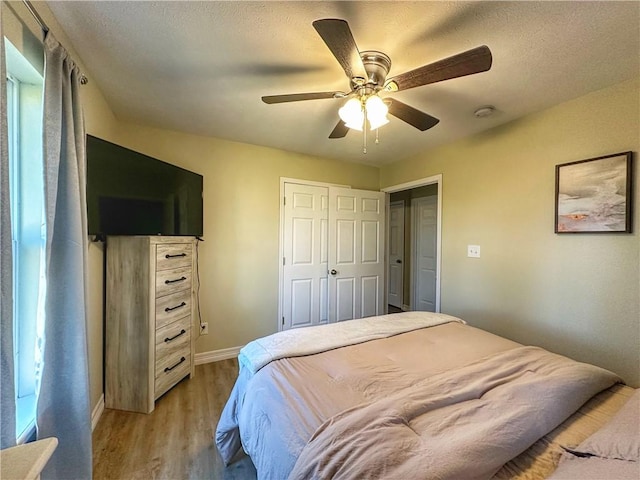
top-left (339, 98), bottom-right (363, 125)
top-left (365, 95), bottom-right (389, 130)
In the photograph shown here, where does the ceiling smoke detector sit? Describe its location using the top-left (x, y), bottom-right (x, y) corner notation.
top-left (474, 106), bottom-right (495, 118)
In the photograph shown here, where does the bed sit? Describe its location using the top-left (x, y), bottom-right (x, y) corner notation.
top-left (216, 312), bottom-right (637, 479)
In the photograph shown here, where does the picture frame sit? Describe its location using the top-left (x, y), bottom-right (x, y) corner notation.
top-left (555, 151), bottom-right (633, 233)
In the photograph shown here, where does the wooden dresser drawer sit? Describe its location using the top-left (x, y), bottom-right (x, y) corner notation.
top-left (155, 266), bottom-right (192, 298)
top-left (156, 290), bottom-right (191, 329)
top-left (155, 322), bottom-right (190, 365)
top-left (155, 352), bottom-right (191, 400)
top-left (156, 244), bottom-right (192, 271)
top-left (155, 317), bottom-right (190, 348)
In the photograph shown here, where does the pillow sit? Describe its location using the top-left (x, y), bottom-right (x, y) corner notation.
top-left (547, 455), bottom-right (639, 480)
top-left (574, 388), bottom-right (639, 461)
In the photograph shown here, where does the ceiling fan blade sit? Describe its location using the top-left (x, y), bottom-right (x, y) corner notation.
top-left (312, 19), bottom-right (368, 80)
top-left (385, 45), bottom-right (492, 92)
top-left (329, 120), bottom-right (349, 139)
top-left (387, 99), bottom-right (440, 131)
top-left (262, 92), bottom-right (342, 104)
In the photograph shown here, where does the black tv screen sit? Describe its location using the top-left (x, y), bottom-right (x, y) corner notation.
top-left (86, 135), bottom-right (203, 237)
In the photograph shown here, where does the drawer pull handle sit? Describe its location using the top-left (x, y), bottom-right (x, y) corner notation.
top-left (165, 253), bottom-right (187, 259)
top-left (164, 356), bottom-right (186, 372)
top-left (165, 276), bottom-right (187, 284)
top-left (164, 329), bottom-right (186, 343)
top-left (165, 302), bottom-right (186, 312)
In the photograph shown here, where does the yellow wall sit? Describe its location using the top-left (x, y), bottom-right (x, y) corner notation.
top-left (381, 78), bottom-right (640, 386)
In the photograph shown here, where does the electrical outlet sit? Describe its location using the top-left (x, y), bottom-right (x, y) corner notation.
top-left (467, 245), bottom-right (481, 258)
top-left (201, 322), bottom-right (209, 335)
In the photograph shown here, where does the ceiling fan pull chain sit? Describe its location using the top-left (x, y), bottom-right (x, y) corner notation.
top-left (375, 128), bottom-right (380, 145)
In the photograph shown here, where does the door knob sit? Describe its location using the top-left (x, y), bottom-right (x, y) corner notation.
top-left (396, 259), bottom-right (402, 264)
top-left (330, 269), bottom-right (338, 275)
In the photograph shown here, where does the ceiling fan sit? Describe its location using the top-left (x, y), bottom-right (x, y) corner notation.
top-left (262, 19), bottom-right (493, 146)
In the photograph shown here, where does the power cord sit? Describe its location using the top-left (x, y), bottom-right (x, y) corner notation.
top-left (195, 236), bottom-right (204, 337)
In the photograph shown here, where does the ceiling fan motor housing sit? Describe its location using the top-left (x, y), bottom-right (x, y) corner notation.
top-left (357, 50), bottom-right (392, 91)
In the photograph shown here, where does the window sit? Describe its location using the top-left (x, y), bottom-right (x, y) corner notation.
top-left (5, 37), bottom-right (45, 444)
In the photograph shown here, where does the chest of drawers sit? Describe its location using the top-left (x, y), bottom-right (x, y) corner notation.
top-left (105, 236), bottom-right (196, 413)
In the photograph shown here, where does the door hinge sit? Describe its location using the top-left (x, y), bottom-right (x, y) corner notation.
top-left (283, 196), bottom-right (286, 205)
top-left (283, 257), bottom-right (286, 265)
top-left (282, 316), bottom-right (285, 326)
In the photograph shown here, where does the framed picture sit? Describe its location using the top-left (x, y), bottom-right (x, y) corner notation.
top-left (555, 151), bottom-right (633, 233)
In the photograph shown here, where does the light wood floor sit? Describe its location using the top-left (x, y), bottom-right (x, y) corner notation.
top-left (93, 359), bottom-right (257, 480)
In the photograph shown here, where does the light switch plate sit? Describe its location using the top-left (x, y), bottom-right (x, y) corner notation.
top-left (467, 245), bottom-right (481, 258)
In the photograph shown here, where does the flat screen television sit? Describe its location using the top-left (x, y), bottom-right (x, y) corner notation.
top-left (86, 135), bottom-right (203, 238)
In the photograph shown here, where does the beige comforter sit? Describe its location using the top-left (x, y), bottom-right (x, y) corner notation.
top-left (217, 318), bottom-right (621, 480)
top-left (289, 346), bottom-right (620, 480)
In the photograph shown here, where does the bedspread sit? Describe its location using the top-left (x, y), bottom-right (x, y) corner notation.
top-left (289, 346), bottom-right (620, 480)
top-left (216, 318), bottom-right (621, 480)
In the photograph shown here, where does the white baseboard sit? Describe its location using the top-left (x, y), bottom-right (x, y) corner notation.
top-left (195, 346), bottom-right (242, 365)
top-left (91, 394), bottom-right (104, 431)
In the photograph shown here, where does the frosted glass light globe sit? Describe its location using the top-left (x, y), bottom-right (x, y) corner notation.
top-left (365, 96), bottom-right (389, 130)
top-left (339, 98), bottom-right (364, 130)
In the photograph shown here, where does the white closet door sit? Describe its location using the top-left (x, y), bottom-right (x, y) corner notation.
top-left (388, 201), bottom-right (404, 309)
top-left (413, 195), bottom-right (438, 312)
top-left (282, 183), bottom-right (329, 329)
top-left (328, 187), bottom-right (385, 322)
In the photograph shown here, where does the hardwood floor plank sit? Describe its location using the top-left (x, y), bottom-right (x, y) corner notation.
top-left (93, 359), bottom-right (257, 479)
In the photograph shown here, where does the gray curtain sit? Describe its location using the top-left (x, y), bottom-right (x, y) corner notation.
top-left (36, 32), bottom-right (92, 479)
top-left (0, 1), bottom-right (17, 450)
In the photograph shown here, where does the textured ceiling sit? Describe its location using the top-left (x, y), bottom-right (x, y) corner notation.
top-left (47, 1), bottom-right (640, 166)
